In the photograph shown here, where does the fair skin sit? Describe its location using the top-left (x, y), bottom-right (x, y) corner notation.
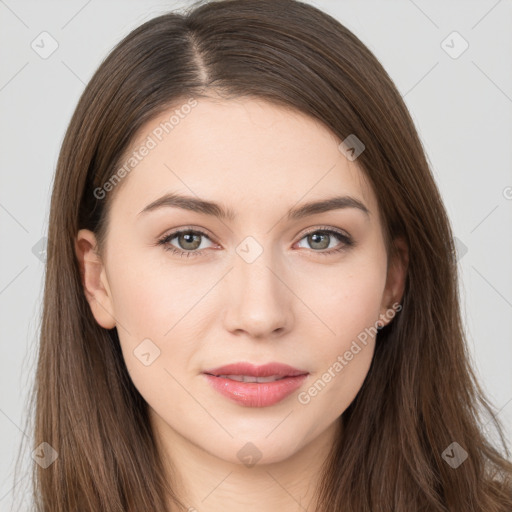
top-left (75, 96), bottom-right (408, 511)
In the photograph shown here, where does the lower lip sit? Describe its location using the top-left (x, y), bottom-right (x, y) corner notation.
top-left (203, 374), bottom-right (308, 407)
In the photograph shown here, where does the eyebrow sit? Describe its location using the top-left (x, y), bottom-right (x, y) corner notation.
top-left (138, 192), bottom-right (370, 221)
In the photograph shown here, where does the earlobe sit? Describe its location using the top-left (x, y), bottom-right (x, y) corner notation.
top-left (378, 236), bottom-right (409, 328)
top-left (75, 229), bottom-right (116, 329)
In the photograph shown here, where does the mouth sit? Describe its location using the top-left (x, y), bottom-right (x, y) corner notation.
top-left (202, 362), bottom-right (309, 407)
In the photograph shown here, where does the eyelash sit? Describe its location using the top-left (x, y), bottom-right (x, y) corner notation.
top-left (156, 226), bottom-right (354, 258)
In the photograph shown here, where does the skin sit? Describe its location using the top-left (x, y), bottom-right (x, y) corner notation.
top-left (75, 95), bottom-right (408, 511)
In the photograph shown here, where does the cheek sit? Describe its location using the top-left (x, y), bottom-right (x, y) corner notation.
top-left (298, 253), bottom-right (387, 349)
top-left (105, 248), bottom-right (213, 381)
top-left (296, 263), bottom-right (383, 425)
top-left (106, 254), bottom-right (199, 411)
top-left (106, 245), bottom-right (200, 334)
top-left (294, 247), bottom-right (386, 415)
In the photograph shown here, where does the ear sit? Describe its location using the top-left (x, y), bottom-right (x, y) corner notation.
top-left (378, 236), bottom-right (408, 328)
top-left (75, 229), bottom-right (116, 329)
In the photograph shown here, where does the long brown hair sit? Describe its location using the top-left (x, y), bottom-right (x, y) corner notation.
top-left (13, 0), bottom-right (512, 510)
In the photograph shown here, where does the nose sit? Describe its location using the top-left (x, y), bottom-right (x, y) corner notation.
top-left (221, 245), bottom-right (294, 340)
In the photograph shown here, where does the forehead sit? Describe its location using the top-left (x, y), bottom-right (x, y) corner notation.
top-left (109, 96), bottom-right (377, 220)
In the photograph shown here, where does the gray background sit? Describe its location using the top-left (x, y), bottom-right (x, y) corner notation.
top-left (1, 0), bottom-right (511, 509)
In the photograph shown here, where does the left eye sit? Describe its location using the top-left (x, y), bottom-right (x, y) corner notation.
top-left (157, 227), bottom-right (353, 258)
top-left (157, 229), bottom-right (215, 257)
top-left (296, 229), bottom-right (352, 253)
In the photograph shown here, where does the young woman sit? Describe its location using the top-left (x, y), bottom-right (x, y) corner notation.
top-left (19, 0), bottom-right (512, 510)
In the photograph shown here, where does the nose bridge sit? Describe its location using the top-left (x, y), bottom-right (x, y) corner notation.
top-left (222, 235), bottom-right (292, 337)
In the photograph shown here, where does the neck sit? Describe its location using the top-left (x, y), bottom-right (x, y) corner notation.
top-left (151, 411), bottom-right (340, 512)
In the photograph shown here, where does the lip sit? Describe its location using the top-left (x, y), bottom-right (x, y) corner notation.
top-left (203, 362), bottom-right (308, 378)
top-left (202, 362), bottom-right (309, 407)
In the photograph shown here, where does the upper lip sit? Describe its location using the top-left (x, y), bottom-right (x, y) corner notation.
top-left (203, 362), bottom-right (309, 378)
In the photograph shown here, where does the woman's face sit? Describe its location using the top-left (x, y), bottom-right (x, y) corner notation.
top-left (77, 96), bottom-right (405, 466)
